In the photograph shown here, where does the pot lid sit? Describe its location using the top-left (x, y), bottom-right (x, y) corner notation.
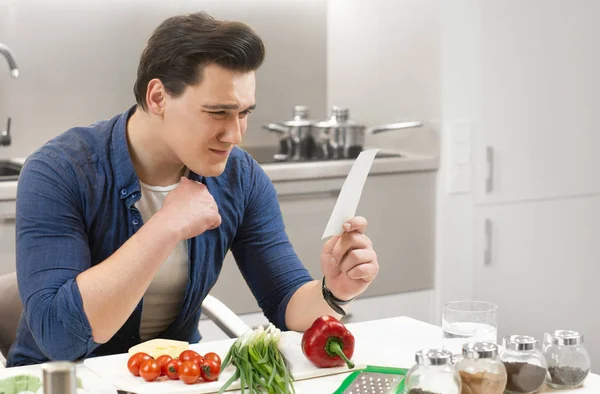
top-left (280, 105), bottom-right (314, 127)
top-left (314, 106), bottom-right (364, 129)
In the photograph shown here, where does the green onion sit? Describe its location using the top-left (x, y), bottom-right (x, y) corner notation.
top-left (218, 324), bottom-right (295, 394)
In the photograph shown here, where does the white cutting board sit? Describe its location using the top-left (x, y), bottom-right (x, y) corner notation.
top-left (83, 331), bottom-right (364, 393)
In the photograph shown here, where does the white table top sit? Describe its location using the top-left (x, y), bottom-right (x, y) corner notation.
top-left (1, 316), bottom-right (598, 393)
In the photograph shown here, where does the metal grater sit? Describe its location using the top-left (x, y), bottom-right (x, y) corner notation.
top-left (333, 366), bottom-right (407, 394)
top-left (342, 372), bottom-right (403, 394)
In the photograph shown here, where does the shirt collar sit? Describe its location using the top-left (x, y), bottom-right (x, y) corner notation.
top-left (111, 105), bottom-right (140, 200)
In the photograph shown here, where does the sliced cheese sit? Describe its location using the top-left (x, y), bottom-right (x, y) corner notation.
top-left (128, 338), bottom-right (189, 359)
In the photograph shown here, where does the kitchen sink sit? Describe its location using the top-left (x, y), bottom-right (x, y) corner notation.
top-left (0, 160), bottom-right (22, 181)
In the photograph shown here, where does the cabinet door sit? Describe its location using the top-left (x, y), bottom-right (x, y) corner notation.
top-left (473, 197), bottom-right (600, 364)
top-left (357, 172), bottom-right (436, 297)
top-left (473, 0), bottom-right (600, 204)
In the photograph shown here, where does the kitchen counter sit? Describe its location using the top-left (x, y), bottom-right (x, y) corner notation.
top-left (261, 149), bottom-right (438, 182)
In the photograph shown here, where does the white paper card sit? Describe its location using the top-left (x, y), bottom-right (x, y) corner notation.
top-left (322, 149), bottom-right (380, 239)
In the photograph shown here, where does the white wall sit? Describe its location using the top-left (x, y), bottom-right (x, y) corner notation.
top-left (326, 0), bottom-right (441, 157)
top-left (0, 0), bottom-right (327, 158)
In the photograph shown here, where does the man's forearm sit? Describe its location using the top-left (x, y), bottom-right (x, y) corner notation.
top-left (285, 279), bottom-right (345, 331)
top-left (76, 211), bottom-right (180, 343)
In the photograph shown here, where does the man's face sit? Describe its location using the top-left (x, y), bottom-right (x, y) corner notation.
top-left (162, 64), bottom-right (256, 177)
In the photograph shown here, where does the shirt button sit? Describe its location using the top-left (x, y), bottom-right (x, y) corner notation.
top-left (132, 219), bottom-right (139, 226)
top-left (121, 189), bottom-right (127, 196)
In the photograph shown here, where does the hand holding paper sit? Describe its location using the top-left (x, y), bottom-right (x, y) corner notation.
top-left (319, 149), bottom-right (380, 303)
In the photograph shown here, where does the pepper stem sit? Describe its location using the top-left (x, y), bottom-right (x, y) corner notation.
top-left (325, 337), bottom-right (355, 369)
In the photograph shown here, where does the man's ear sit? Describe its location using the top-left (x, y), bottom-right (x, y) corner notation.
top-left (146, 78), bottom-right (166, 116)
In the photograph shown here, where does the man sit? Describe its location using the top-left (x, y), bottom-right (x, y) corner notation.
top-left (7, 12), bottom-right (378, 367)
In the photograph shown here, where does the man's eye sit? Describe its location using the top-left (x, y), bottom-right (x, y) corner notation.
top-left (208, 111), bottom-right (227, 116)
top-left (239, 110), bottom-right (252, 118)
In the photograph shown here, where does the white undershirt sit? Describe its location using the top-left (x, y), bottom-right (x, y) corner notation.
top-left (136, 177), bottom-right (189, 341)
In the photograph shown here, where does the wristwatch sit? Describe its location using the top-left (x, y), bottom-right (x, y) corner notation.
top-left (321, 277), bottom-right (355, 316)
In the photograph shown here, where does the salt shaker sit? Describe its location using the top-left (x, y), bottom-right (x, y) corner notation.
top-left (42, 361), bottom-right (77, 394)
top-left (455, 342), bottom-right (507, 394)
top-left (543, 330), bottom-right (591, 388)
top-left (404, 349), bottom-right (461, 394)
top-left (499, 335), bottom-right (548, 394)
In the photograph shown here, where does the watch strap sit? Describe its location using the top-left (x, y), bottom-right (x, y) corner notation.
top-left (322, 277), bottom-right (355, 316)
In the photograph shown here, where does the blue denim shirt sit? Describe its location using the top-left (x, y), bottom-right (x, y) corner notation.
top-left (7, 106), bottom-right (313, 367)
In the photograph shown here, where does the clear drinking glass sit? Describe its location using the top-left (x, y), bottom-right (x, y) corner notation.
top-left (442, 301), bottom-right (498, 360)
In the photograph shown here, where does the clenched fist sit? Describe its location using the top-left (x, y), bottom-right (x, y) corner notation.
top-left (158, 177), bottom-right (221, 240)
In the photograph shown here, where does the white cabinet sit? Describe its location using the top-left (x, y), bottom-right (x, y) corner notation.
top-left (440, 0), bottom-right (600, 371)
top-left (473, 197), bottom-right (600, 363)
top-left (210, 171), bottom-right (437, 317)
top-left (473, 0), bottom-right (600, 205)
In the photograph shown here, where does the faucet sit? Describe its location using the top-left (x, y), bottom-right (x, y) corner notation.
top-left (0, 43), bottom-right (19, 78)
top-left (0, 43), bottom-right (18, 146)
top-left (1, 118), bottom-right (10, 147)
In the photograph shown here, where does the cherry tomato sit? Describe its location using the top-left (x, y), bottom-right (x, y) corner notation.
top-left (194, 354), bottom-right (206, 366)
top-left (179, 349), bottom-right (204, 366)
top-left (156, 355), bottom-right (173, 376)
top-left (200, 359), bottom-right (220, 382)
top-left (127, 352), bottom-right (153, 376)
top-left (204, 352), bottom-right (222, 368)
top-left (179, 350), bottom-right (199, 361)
top-left (165, 359), bottom-right (182, 380)
top-left (179, 360), bottom-right (201, 385)
top-left (179, 350), bottom-right (200, 362)
top-left (139, 359), bottom-right (161, 382)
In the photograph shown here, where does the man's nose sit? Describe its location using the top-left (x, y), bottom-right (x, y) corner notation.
top-left (220, 117), bottom-right (243, 145)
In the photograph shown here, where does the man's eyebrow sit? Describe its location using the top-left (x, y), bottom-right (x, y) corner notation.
top-left (202, 103), bottom-right (257, 111)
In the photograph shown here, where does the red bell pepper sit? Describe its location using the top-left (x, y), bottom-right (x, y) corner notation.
top-left (301, 315), bottom-right (355, 369)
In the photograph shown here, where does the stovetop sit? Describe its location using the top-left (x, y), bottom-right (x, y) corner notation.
top-left (241, 146), bottom-right (402, 164)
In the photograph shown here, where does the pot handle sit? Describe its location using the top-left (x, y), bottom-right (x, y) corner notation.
top-left (262, 123), bottom-right (290, 134)
top-left (366, 121), bottom-right (423, 134)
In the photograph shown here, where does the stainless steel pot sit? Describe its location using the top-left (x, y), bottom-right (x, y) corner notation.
top-left (313, 106), bottom-right (424, 159)
top-left (262, 105), bottom-right (317, 161)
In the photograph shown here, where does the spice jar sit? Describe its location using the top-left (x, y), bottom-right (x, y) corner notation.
top-left (499, 335), bottom-right (548, 394)
top-left (455, 342), bottom-right (507, 394)
top-left (404, 349), bottom-right (461, 394)
top-left (542, 330), bottom-right (591, 388)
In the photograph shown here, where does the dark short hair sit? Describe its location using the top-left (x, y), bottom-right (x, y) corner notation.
top-left (134, 12), bottom-right (265, 110)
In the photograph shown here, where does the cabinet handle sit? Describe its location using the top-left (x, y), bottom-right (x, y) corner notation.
top-left (484, 218), bottom-right (492, 266)
top-left (485, 146), bottom-right (494, 193)
top-left (277, 189), bottom-right (341, 201)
